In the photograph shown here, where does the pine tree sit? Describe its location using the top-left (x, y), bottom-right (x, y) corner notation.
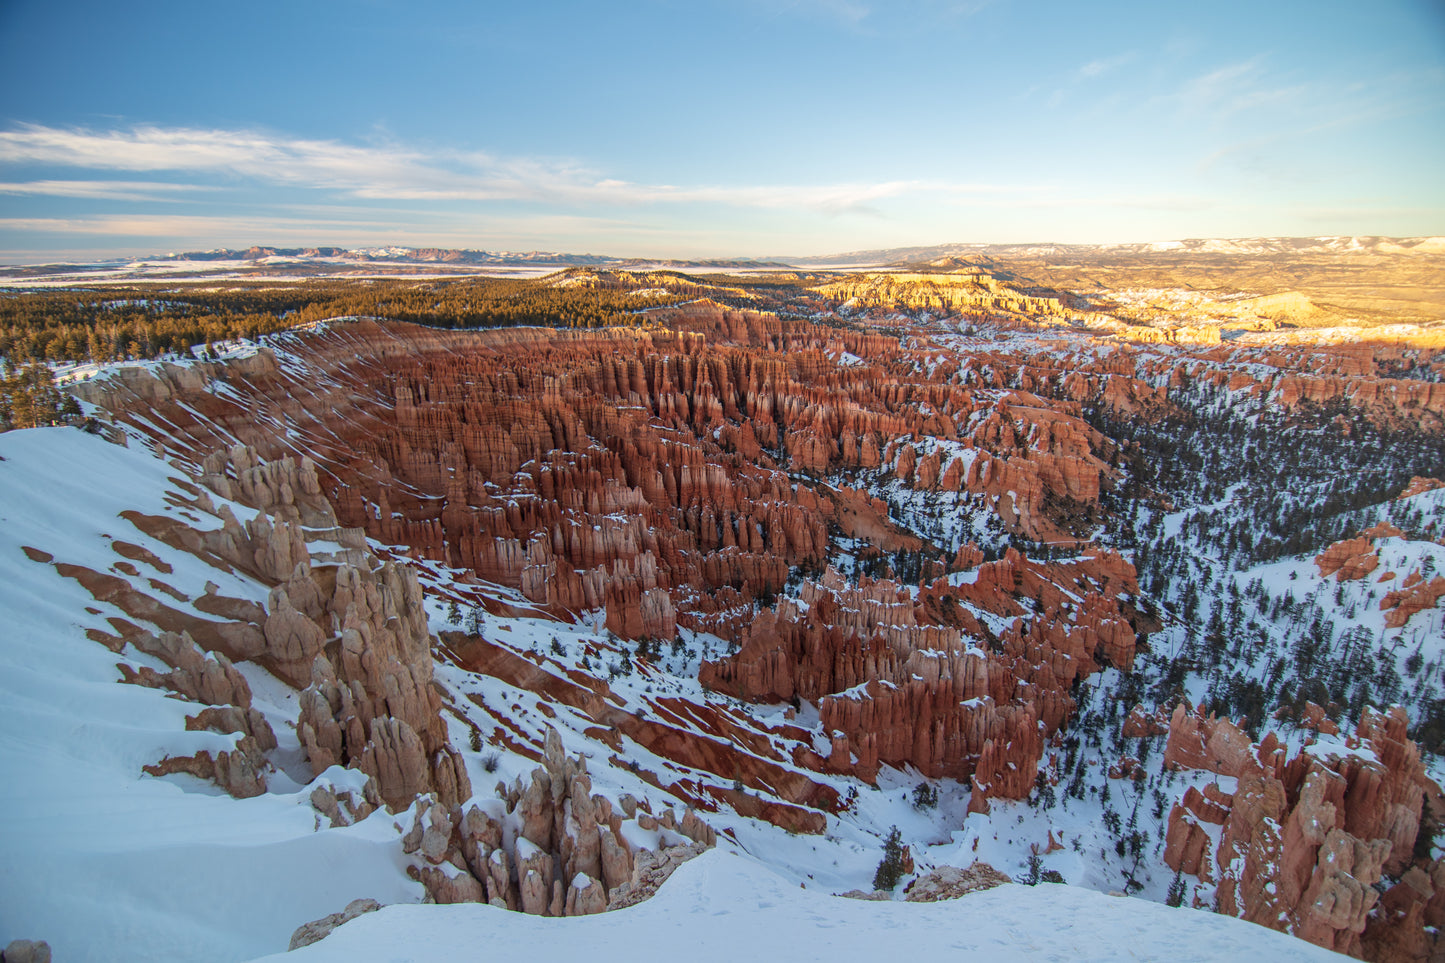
top-left (873, 826), bottom-right (907, 891)
top-left (1166, 869), bottom-right (1187, 908)
top-left (0, 362), bottom-right (64, 430)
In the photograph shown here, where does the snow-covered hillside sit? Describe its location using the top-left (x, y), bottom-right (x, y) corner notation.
top-left (0, 424), bottom-right (1362, 961)
top-left (0, 428), bottom-right (417, 960)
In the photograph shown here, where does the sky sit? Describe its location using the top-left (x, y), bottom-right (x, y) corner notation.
top-left (0, 0), bottom-right (1442, 261)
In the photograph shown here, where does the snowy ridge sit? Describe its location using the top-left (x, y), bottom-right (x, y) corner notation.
top-left (261, 846), bottom-right (1344, 963)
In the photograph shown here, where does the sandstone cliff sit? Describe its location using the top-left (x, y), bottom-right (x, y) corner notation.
top-left (1161, 704), bottom-right (1440, 960)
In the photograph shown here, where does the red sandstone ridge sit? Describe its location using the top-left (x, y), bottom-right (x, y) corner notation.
top-left (69, 311), bottom-right (1445, 661)
top-left (1161, 703), bottom-right (1441, 960)
top-left (702, 548), bottom-right (1150, 809)
top-left (70, 311), bottom-right (1130, 646)
top-left (441, 630), bottom-right (838, 834)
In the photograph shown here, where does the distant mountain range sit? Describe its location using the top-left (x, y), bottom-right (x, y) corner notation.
top-left (788, 235), bottom-right (1445, 266)
top-left (4, 237), bottom-right (1441, 283)
top-left (159, 246), bottom-right (621, 265)
top-left (151, 246), bottom-right (791, 270)
top-left (153, 236), bottom-right (1445, 269)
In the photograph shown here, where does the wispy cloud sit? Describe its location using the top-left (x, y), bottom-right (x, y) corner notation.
top-left (1171, 57), bottom-right (1308, 120)
top-left (0, 214), bottom-right (399, 237)
top-left (0, 180), bottom-right (213, 201)
top-left (0, 122), bottom-right (1037, 216)
top-left (938, 190), bottom-right (1215, 213)
top-left (0, 124), bottom-right (465, 193)
top-left (0, 211), bottom-right (661, 246)
top-left (1042, 52), bottom-right (1135, 108)
top-left (1077, 53), bottom-right (1133, 80)
top-left (1190, 63), bottom-right (1442, 175)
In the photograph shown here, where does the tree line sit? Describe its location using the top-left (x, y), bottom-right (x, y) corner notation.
top-left (0, 361), bottom-right (82, 429)
top-left (0, 275), bottom-right (691, 364)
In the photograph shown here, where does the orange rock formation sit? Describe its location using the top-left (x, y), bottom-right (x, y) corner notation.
top-left (703, 548), bottom-right (1148, 806)
top-left (1162, 704), bottom-right (1439, 959)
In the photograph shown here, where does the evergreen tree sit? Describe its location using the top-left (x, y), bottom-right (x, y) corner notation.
top-left (873, 826), bottom-right (907, 891)
top-left (0, 362), bottom-right (65, 430)
top-left (1165, 870), bottom-right (1188, 908)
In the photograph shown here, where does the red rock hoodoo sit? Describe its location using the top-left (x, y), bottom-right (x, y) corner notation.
top-left (1162, 704), bottom-right (1440, 960)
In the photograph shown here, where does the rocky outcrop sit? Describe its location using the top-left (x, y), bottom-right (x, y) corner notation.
top-left (120, 629), bottom-right (256, 714)
top-left (1396, 477), bottom-right (1445, 501)
top-left (704, 550), bottom-right (1146, 807)
top-left (142, 737), bottom-right (269, 798)
top-left (288, 898), bottom-right (382, 950)
top-left (294, 557), bottom-right (469, 810)
top-left (404, 729), bottom-right (713, 915)
top-left (1, 941), bottom-right (52, 963)
top-left (1361, 866), bottom-right (1441, 962)
top-left (1313, 517), bottom-right (1443, 631)
top-left (1381, 573), bottom-right (1445, 630)
top-left (184, 447), bottom-right (474, 811)
top-left (35, 440), bottom-right (473, 811)
top-left (904, 863), bottom-right (1012, 901)
top-left (108, 628), bottom-right (278, 797)
top-left (1316, 536), bottom-right (1380, 582)
top-left (309, 779), bottom-right (380, 828)
top-left (1162, 704), bottom-right (1440, 959)
top-left (1123, 705), bottom-right (1170, 738)
top-left (816, 271), bottom-right (1081, 327)
top-left (606, 842), bottom-right (711, 910)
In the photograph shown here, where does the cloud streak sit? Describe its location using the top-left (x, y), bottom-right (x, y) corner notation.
top-left (0, 179), bottom-right (214, 201)
top-left (0, 123), bottom-right (1027, 215)
top-left (1078, 53), bottom-right (1133, 79)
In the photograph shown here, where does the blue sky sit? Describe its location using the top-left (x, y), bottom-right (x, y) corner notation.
top-left (0, 0), bottom-right (1442, 260)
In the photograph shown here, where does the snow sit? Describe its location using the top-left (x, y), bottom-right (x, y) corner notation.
top-left (0, 397), bottom-right (1415, 960)
top-left (1303, 737), bottom-right (1380, 764)
top-left (260, 847), bottom-right (1344, 963)
top-left (0, 427), bottom-right (421, 961)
